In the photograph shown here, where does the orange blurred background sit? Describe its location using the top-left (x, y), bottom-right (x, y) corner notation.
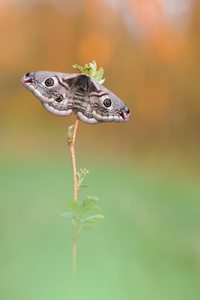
top-left (1, 2), bottom-right (200, 300)
top-left (0, 0), bottom-right (199, 170)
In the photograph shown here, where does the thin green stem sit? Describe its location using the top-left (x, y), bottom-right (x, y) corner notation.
top-left (68, 119), bottom-right (79, 202)
top-left (72, 232), bottom-right (77, 276)
top-left (67, 118), bottom-right (79, 275)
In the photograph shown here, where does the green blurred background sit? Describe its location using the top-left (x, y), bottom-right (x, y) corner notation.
top-left (1, 0), bottom-right (200, 299)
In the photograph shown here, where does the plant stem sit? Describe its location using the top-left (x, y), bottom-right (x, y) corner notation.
top-left (67, 118), bottom-right (79, 276)
top-left (72, 233), bottom-right (77, 276)
top-left (69, 119), bottom-right (79, 202)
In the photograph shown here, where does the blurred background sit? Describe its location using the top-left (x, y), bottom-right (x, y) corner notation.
top-left (0, 0), bottom-right (200, 299)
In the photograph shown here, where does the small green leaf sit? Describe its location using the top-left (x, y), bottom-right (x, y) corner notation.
top-left (67, 200), bottom-right (81, 213)
top-left (60, 211), bottom-right (74, 218)
top-left (80, 196), bottom-right (100, 214)
top-left (77, 168), bottom-right (89, 189)
top-left (93, 67), bottom-right (105, 84)
top-left (81, 214), bottom-right (104, 230)
top-left (82, 214), bottom-right (104, 223)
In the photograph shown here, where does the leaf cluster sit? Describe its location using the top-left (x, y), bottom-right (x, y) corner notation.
top-left (66, 196), bottom-right (104, 239)
top-left (62, 168), bottom-right (104, 239)
top-left (73, 60), bottom-right (105, 84)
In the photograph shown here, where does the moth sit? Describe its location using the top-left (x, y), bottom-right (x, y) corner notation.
top-left (21, 71), bottom-right (130, 124)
